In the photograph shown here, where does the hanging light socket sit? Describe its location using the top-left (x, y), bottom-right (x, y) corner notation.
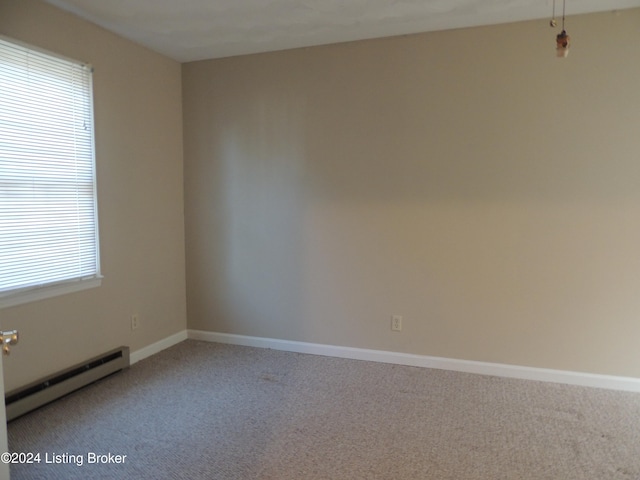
top-left (556, 30), bottom-right (570, 57)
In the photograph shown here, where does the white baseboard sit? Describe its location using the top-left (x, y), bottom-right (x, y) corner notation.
top-left (188, 330), bottom-right (640, 393)
top-left (130, 330), bottom-right (188, 365)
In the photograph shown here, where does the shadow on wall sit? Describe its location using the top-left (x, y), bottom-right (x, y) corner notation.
top-left (212, 91), bottom-right (310, 341)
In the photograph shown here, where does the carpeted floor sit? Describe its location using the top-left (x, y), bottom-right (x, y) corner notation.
top-left (7, 340), bottom-right (640, 479)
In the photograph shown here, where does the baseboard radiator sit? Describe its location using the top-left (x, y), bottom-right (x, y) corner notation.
top-left (5, 346), bottom-right (130, 422)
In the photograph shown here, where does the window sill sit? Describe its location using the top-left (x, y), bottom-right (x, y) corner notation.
top-left (0, 276), bottom-right (103, 309)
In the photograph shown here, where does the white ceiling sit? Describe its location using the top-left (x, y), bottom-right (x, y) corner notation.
top-left (44, 0), bottom-right (640, 62)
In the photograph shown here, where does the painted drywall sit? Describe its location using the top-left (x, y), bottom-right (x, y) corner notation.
top-left (183, 8), bottom-right (640, 378)
top-left (0, 0), bottom-right (187, 391)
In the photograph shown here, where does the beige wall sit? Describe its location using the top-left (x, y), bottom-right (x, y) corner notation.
top-left (0, 0), bottom-right (186, 391)
top-left (183, 9), bottom-right (640, 378)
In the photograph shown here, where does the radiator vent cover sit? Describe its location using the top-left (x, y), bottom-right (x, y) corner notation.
top-left (5, 346), bottom-right (130, 421)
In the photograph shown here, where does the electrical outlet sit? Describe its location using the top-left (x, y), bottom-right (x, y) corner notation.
top-left (131, 314), bottom-right (140, 331)
top-left (391, 315), bottom-right (402, 332)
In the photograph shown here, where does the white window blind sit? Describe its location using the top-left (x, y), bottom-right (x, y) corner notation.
top-left (0, 37), bottom-right (101, 306)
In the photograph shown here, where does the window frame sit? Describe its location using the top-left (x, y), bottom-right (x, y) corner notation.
top-left (0, 36), bottom-right (102, 309)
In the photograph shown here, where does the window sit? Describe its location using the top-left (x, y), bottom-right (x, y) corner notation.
top-left (0, 37), bottom-right (101, 308)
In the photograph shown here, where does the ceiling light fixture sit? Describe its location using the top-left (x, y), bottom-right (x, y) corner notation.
top-left (550, 0), bottom-right (570, 57)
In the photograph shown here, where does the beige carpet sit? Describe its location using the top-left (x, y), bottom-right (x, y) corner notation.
top-left (8, 340), bottom-right (640, 479)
